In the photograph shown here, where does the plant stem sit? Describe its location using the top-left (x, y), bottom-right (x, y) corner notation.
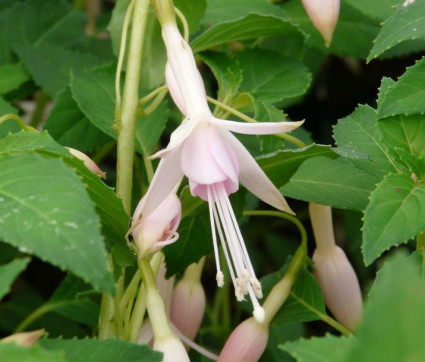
top-left (206, 96), bottom-right (306, 148)
top-left (417, 230), bottom-right (425, 249)
top-left (29, 91), bottom-right (49, 128)
top-left (116, 0), bottom-right (150, 214)
top-left (0, 114), bottom-right (37, 133)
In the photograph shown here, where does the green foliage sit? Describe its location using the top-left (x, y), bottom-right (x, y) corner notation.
top-left (369, 1), bottom-right (425, 60)
top-left (0, 343), bottom-right (65, 362)
top-left (281, 157), bottom-right (377, 211)
top-left (0, 64), bottom-right (29, 95)
top-left (41, 338), bottom-right (162, 362)
top-left (0, 258), bottom-right (29, 301)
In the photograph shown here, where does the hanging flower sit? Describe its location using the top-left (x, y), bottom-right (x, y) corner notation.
top-left (130, 192), bottom-right (181, 258)
top-left (67, 147), bottom-right (105, 178)
top-left (141, 21), bottom-right (302, 322)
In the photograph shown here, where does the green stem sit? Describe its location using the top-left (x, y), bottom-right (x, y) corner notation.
top-left (417, 230), bottom-right (425, 249)
top-left (315, 310), bottom-right (351, 336)
top-left (138, 85), bottom-right (167, 106)
top-left (115, 0), bottom-right (150, 213)
top-left (0, 114), bottom-right (37, 133)
top-left (206, 96), bottom-right (306, 148)
top-left (143, 155), bottom-right (154, 183)
top-left (29, 92), bottom-right (49, 128)
top-left (140, 89), bottom-right (168, 116)
top-left (174, 6), bottom-right (189, 41)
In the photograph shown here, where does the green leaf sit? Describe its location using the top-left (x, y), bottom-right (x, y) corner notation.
top-left (274, 269), bottom-right (327, 325)
top-left (333, 105), bottom-right (397, 177)
top-left (362, 173), bottom-right (425, 265)
top-left (175, 0), bottom-right (206, 34)
top-left (237, 49), bottom-right (311, 103)
top-left (368, 1), bottom-right (425, 60)
top-left (344, 0), bottom-right (401, 20)
top-left (44, 88), bottom-right (112, 151)
top-left (0, 131), bottom-right (131, 254)
top-left (281, 156), bottom-right (377, 211)
top-left (199, 51), bottom-right (243, 102)
top-left (70, 70), bottom-right (116, 138)
top-left (0, 0), bottom-right (87, 64)
top-left (108, 0), bottom-right (132, 56)
top-left (191, 13), bottom-right (300, 53)
top-left (283, 1), bottom-right (380, 58)
top-left (377, 57), bottom-right (425, 119)
top-left (348, 252), bottom-right (425, 361)
top-left (202, 0), bottom-right (287, 24)
top-left (282, 334), bottom-right (353, 362)
top-left (0, 258), bottom-right (30, 301)
top-left (378, 114), bottom-right (425, 159)
top-left (41, 338), bottom-right (162, 362)
top-left (135, 101), bottom-right (168, 156)
top-left (258, 144), bottom-right (338, 187)
top-left (0, 63), bottom-right (29, 95)
top-left (0, 344), bottom-right (65, 362)
top-left (0, 152), bottom-right (114, 293)
top-left (0, 98), bottom-right (18, 117)
top-left (47, 275), bottom-right (99, 327)
top-left (163, 211), bottom-right (212, 278)
top-left (15, 44), bottom-right (105, 98)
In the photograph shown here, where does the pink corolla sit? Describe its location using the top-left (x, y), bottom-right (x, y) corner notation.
top-left (131, 193), bottom-right (181, 258)
top-left (142, 22), bottom-right (303, 322)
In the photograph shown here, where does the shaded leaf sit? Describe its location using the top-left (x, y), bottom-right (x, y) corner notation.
top-left (0, 258), bottom-right (30, 301)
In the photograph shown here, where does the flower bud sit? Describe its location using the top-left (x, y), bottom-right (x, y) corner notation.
top-left (154, 334), bottom-right (190, 362)
top-left (170, 276), bottom-right (206, 341)
top-left (218, 318), bottom-right (268, 362)
top-left (309, 203), bottom-right (362, 330)
top-left (301, 0), bottom-right (340, 47)
top-left (313, 246), bottom-right (363, 330)
top-left (66, 147), bottom-right (105, 178)
top-left (131, 193), bottom-right (181, 257)
top-left (1, 329), bottom-right (45, 346)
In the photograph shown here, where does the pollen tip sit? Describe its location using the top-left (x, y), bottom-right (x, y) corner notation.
top-left (253, 306), bottom-right (265, 323)
top-left (216, 271), bottom-right (224, 287)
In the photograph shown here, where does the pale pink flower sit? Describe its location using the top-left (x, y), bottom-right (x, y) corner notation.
top-left (218, 318), bottom-right (268, 362)
top-left (131, 193), bottom-right (181, 258)
top-left (309, 203), bottom-right (363, 330)
top-left (301, 0), bottom-right (340, 47)
top-left (142, 23), bottom-right (303, 322)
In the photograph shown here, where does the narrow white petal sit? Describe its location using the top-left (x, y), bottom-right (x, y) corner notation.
top-left (142, 146), bottom-right (184, 217)
top-left (220, 130), bottom-right (295, 214)
top-left (210, 117), bottom-right (304, 135)
top-left (150, 119), bottom-right (198, 159)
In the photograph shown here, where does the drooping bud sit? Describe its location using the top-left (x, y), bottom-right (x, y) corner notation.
top-left (218, 317), bottom-right (268, 362)
top-left (154, 334), bottom-right (190, 362)
top-left (66, 147), bottom-right (105, 178)
top-left (301, 0), bottom-right (340, 47)
top-left (309, 203), bottom-right (362, 330)
top-left (170, 261), bottom-right (206, 341)
top-left (131, 193), bottom-right (181, 258)
top-left (1, 329), bottom-right (45, 346)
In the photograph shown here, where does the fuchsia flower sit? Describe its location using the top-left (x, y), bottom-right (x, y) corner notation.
top-left (131, 193), bottom-right (181, 258)
top-left (142, 23), bottom-right (303, 322)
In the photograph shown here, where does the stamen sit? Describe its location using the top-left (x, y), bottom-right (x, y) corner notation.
top-left (216, 271), bottom-right (224, 287)
top-left (207, 186), bottom-right (222, 285)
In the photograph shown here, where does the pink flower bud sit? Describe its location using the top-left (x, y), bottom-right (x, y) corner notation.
top-left (1, 329), bottom-right (45, 346)
top-left (154, 335), bottom-right (190, 362)
top-left (313, 246), bottom-right (363, 330)
top-left (170, 277), bottom-right (206, 341)
top-left (131, 193), bottom-right (181, 257)
top-left (66, 147), bottom-right (105, 178)
top-left (301, 0), bottom-right (340, 47)
top-left (218, 318), bottom-right (268, 362)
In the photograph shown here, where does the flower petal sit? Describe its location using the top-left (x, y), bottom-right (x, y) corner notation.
top-left (210, 117), bottom-right (304, 135)
top-left (220, 130), bottom-right (295, 214)
top-left (142, 146), bottom-right (184, 217)
top-left (165, 62), bottom-right (187, 115)
top-left (150, 118), bottom-right (198, 159)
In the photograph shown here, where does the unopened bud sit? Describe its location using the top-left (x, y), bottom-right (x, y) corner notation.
top-left (301, 0), bottom-right (340, 47)
top-left (218, 318), bottom-right (268, 362)
top-left (170, 277), bottom-right (206, 341)
top-left (154, 334), bottom-right (190, 362)
top-left (1, 329), bottom-right (45, 346)
top-left (131, 193), bottom-right (181, 257)
top-left (313, 246), bottom-right (363, 330)
top-left (67, 148), bottom-right (105, 178)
